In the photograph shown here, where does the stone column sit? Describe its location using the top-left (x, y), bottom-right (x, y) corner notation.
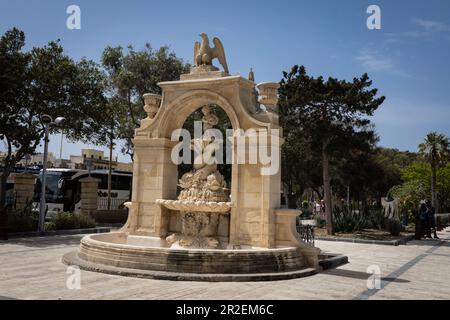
top-left (13, 173), bottom-right (36, 210)
top-left (122, 138), bottom-right (178, 236)
top-left (80, 176), bottom-right (100, 216)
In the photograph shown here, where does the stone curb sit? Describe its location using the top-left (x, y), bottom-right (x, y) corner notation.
top-left (8, 227), bottom-right (111, 239)
top-left (319, 253), bottom-right (349, 270)
top-left (96, 223), bottom-right (124, 228)
top-left (315, 235), bottom-right (415, 246)
top-left (62, 251), bottom-right (319, 282)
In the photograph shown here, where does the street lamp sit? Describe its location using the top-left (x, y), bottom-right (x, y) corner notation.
top-left (38, 114), bottom-right (65, 232)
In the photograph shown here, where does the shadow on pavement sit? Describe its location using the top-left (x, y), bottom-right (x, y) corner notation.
top-left (407, 238), bottom-right (450, 247)
top-left (323, 268), bottom-right (410, 283)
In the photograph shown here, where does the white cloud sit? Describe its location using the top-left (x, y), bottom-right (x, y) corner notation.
top-left (413, 19), bottom-right (450, 33)
top-left (355, 50), bottom-right (393, 71)
top-left (385, 19), bottom-right (450, 44)
top-left (355, 48), bottom-right (412, 78)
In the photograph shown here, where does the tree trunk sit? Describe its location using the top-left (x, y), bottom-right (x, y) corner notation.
top-left (0, 172), bottom-right (10, 240)
top-left (107, 132), bottom-right (113, 211)
top-left (287, 193), bottom-right (297, 209)
top-left (107, 124), bottom-right (113, 210)
top-left (431, 159), bottom-right (438, 212)
top-left (282, 182), bottom-right (290, 208)
top-left (282, 182), bottom-right (297, 209)
top-left (322, 145), bottom-right (333, 235)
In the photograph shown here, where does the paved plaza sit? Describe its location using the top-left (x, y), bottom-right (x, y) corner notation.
top-left (0, 229), bottom-right (449, 300)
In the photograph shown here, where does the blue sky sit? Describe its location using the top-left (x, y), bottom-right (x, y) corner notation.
top-left (1, 0), bottom-right (450, 162)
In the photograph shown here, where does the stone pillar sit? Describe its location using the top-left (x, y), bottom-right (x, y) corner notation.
top-left (80, 177), bottom-right (100, 216)
top-left (230, 130), bottom-right (282, 248)
top-left (122, 138), bottom-right (178, 236)
top-left (274, 209), bottom-right (321, 268)
top-left (13, 173), bottom-right (36, 210)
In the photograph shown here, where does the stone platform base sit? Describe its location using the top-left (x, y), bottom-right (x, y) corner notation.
top-left (62, 232), bottom-right (323, 281)
top-left (63, 251), bottom-right (317, 282)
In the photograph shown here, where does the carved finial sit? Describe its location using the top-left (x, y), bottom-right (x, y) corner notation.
top-left (143, 93), bottom-right (162, 119)
top-left (248, 68), bottom-right (255, 82)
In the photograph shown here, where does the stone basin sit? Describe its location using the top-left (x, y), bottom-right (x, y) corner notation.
top-left (155, 199), bottom-right (232, 213)
top-left (62, 232), bottom-right (318, 281)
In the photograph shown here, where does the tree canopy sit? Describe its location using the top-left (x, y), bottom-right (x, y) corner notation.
top-left (279, 65), bottom-right (385, 234)
top-left (418, 132), bottom-right (450, 210)
top-left (0, 28), bottom-right (107, 211)
top-left (101, 44), bottom-right (190, 159)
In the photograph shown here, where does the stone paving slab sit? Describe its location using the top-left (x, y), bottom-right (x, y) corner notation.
top-left (0, 229), bottom-right (449, 300)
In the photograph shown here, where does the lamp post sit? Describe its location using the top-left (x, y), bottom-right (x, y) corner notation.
top-left (38, 115), bottom-right (65, 232)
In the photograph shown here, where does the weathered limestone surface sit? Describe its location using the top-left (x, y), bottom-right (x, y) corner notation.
top-left (123, 66), bottom-right (287, 251)
top-left (103, 34), bottom-right (321, 272)
top-left (76, 233), bottom-right (305, 274)
top-left (80, 177), bottom-right (100, 216)
top-left (13, 173), bottom-right (36, 209)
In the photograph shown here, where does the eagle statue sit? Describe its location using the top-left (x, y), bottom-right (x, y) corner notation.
top-left (194, 33), bottom-right (229, 74)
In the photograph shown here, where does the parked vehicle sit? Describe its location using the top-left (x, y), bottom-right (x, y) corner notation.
top-left (32, 168), bottom-right (132, 220)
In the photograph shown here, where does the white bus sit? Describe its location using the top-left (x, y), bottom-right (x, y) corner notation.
top-left (33, 168), bottom-right (132, 219)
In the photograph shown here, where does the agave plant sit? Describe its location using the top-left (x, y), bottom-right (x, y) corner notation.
top-left (332, 205), bottom-right (370, 233)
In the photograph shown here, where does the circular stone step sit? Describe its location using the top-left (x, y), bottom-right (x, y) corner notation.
top-left (62, 232), bottom-right (321, 281)
top-left (62, 251), bottom-right (317, 282)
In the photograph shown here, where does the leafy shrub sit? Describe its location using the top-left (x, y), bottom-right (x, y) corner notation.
top-left (385, 218), bottom-right (403, 236)
top-left (368, 208), bottom-right (385, 230)
top-left (7, 207), bottom-right (38, 233)
top-left (46, 212), bottom-right (95, 231)
top-left (333, 206), bottom-right (370, 233)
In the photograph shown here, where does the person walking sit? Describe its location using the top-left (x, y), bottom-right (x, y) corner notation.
top-left (427, 202), bottom-right (439, 239)
top-left (415, 202), bottom-right (428, 240)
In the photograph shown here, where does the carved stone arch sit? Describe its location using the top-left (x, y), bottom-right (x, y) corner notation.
top-left (157, 89), bottom-right (241, 138)
top-left (123, 72), bottom-right (319, 266)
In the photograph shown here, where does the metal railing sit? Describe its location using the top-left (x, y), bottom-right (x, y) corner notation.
top-left (97, 198), bottom-right (126, 210)
top-left (296, 219), bottom-right (315, 247)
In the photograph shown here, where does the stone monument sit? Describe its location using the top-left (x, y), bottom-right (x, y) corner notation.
top-left (64, 33), bottom-right (324, 281)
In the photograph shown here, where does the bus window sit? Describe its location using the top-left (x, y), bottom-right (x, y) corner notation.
top-left (117, 175), bottom-right (132, 190)
top-left (91, 173), bottom-right (108, 190)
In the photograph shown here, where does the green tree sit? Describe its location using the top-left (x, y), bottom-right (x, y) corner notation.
top-left (280, 131), bottom-right (322, 208)
top-left (101, 44), bottom-right (190, 160)
top-left (336, 147), bottom-right (419, 203)
top-left (388, 179), bottom-right (428, 220)
top-left (401, 162), bottom-right (430, 187)
top-left (0, 28), bottom-right (107, 238)
top-left (418, 132), bottom-right (450, 211)
top-left (437, 165), bottom-right (450, 211)
top-left (400, 162), bottom-right (450, 212)
top-left (279, 65), bottom-right (385, 234)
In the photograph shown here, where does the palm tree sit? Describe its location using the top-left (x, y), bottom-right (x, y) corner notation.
top-left (418, 132), bottom-right (450, 212)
